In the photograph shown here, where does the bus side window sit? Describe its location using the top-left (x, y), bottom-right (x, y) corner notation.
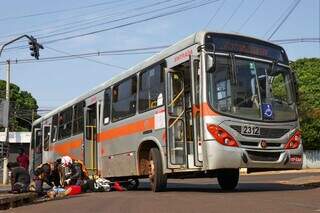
top-left (58, 107), bottom-right (73, 140)
top-left (103, 88), bottom-right (111, 124)
top-left (139, 65), bottom-right (164, 112)
top-left (51, 114), bottom-right (58, 143)
top-left (73, 102), bottom-right (84, 135)
top-left (43, 125), bottom-right (50, 151)
top-left (112, 76), bottom-right (137, 121)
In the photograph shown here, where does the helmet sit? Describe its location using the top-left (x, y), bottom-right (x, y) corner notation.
top-left (61, 156), bottom-right (73, 167)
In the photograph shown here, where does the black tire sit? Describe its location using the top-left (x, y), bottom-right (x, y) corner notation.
top-left (126, 179), bottom-right (140, 190)
top-left (149, 148), bottom-right (167, 192)
top-left (217, 169), bottom-right (239, 191)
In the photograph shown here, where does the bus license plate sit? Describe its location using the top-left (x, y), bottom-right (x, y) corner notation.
top-left (241, 125), bottom-right (260, 136)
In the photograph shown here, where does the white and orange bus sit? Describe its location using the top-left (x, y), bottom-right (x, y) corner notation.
top-left (30, 32), bottom-right (303, 192)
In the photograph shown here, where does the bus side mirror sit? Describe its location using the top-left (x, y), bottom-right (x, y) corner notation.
top-left (206, 54), bottom-right (215, 73)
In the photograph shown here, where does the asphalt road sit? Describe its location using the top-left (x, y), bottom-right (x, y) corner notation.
top-left (6, 172), bottom-right (320, 213)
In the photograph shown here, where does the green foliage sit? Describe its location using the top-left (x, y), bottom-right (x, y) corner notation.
top-left (290, 58), bottom-right (320, 150)
top-left (0, 80), bottom-right (38, 131)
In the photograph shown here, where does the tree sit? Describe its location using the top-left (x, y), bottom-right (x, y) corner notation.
top-left (0, 80), bottom-right (38, 131)
top-left (290, 58), bottom-right (320, 150)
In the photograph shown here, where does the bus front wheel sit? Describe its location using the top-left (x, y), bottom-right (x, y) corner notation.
top-left (148, 148), bottom-right (167, 192)
top-left (217, 169), bottom-right (239, 191)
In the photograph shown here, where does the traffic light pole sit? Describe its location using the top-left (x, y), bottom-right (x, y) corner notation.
top-left (2, 60), bottom-right (10, 185)
top-left (0, 35), bottom-right (42, 184)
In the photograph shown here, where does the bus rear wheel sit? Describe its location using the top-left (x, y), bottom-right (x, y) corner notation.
top-left (217, 169), bottom-right (239, 191)
top-left (148, 148), bottom-right (167, 192)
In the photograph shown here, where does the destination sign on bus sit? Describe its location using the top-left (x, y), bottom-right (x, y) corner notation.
top-left (205, 33), bottom-right (288, 64)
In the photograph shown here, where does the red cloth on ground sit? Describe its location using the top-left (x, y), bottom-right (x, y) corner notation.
top-left (66, 185), bottom-right (82, 195)
top-left (113, 181), bottom-right (125, 191)
top-left (16, 154), bottom-right (29, 170)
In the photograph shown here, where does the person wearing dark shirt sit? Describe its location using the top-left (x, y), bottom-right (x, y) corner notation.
top-left (7, 162), bottom-right (30, 193)
top-left (34, 160), bottom-right (62, 194)
top-left (16, 148), bottom-right (29, 171)
top-left (65, 161), bottom-right (85, 186)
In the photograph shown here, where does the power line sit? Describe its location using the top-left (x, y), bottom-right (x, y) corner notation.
top-left (263, 1), bottom-right (296, 38)
top-left (0, 0), bottom-right (137, 41)
top-left (221, 0), bottom-right (244, 30)
top-left (0, 0), bottom-right (173, 45)
top-left (38, 0), bottom-right (197, 40)
top-left (3, 0), bottom-right (220, 52)
top-left (45, 0), bottom-right (220, 44)
top-left (0, 0), bottom-right (128, 22)
top-left (203, 0), bottom-right (226, 29)
top-left (9, 0), bottom-right (220, 51)
top-left (4, 0), bottom-right (177, 42)
top-left (273, 37), bottom-right (320, 44)
top-left (33, 0), bottom-right (176, 39)
top-left (0, 45), bottom-right (168, 65)
top-left (1, 37), bottom-right (318, 66)
top-left (46, 46), bottom-right (128, 70)
top-left (237, 0), bottom-right (264, 32)
top-left (267, 0), bottom-right (301, 40)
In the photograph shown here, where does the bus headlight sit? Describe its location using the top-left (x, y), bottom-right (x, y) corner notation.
top-left (207, 124), bottom-right (238, 147)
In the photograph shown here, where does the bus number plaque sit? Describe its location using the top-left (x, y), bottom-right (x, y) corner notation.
top-left (241, 125), bottom-right (260, 136)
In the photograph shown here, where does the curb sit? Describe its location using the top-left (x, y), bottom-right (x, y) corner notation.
top-left (240, 168), bottom-right (320, 176)
top-left (0, 192), bottom-right (37, 210)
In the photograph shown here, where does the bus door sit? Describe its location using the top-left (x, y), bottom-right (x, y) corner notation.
top-left (42, 124), bottom-right (51, 163)
top-left (84, 103), bottom-right (98, 174)
top-left (33, 127), bottom-right (42, 169)
top-left (165, 69), bottom-right (187, 168)
top-left (189, 55), bottom-right (203, 167)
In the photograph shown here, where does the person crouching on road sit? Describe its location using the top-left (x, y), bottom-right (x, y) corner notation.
top-left (62, 156), bottom-right (88, 186)
top-left (34, 160), bottom-right (62, 196)
top-left (64, 161), bottom-right (86, 186)
top-left (7, 162), bottom-right (30, 193)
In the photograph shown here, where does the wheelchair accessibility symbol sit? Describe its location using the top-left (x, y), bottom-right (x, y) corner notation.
top-left (262, 104), bottom-right (273, 119)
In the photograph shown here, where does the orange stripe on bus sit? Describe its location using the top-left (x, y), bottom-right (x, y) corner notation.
top-left (98, 117), bottom-right (154, 142)
top-left (48, 103), bottom-right (217, 157)
top-left (202, 102), bottom-right (219, 116)
top-left (192, 102), bottom-right (219, 117)
top-left (52, 138), bottom-right (82, 159)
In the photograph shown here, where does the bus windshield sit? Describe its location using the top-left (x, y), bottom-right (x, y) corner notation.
top-left (207, 55), bottom-right (298, 121)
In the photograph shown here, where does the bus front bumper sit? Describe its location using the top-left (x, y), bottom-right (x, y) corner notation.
top-left (204, 140), bottom-right (303, 170)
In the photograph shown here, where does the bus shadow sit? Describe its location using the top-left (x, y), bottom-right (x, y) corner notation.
top-left (136, 181), bottom-right (320, 193)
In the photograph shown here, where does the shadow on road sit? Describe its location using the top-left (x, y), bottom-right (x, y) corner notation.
top-left (136, 181), bottom-right (320, 193)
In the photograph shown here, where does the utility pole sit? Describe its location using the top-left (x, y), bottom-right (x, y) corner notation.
top-left (3, 60), bottom-right (10, 184)
top-left (0, 35), bottom-right (43, 185)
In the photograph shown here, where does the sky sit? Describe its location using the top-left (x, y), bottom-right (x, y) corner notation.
top-left (0, 0), bottom-right (319, 115)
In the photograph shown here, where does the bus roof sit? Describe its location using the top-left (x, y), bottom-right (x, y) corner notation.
top-left (33, 31), bottom-right (285, 125)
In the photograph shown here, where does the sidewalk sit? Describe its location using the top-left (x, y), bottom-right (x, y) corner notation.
top-left (278, 175), bottom-right (320, 187)
top-left (0, 184), bottom-right (37, 210)
top-left (241, 168), bottom-right (320, 187)
top-left (240, 168), bottom-right (320, 176)
top-left (0, 192), bottom-right (37, 210)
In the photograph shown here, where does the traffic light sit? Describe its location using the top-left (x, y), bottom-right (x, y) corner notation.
top-left (29, 36), bottom-right (39, 59)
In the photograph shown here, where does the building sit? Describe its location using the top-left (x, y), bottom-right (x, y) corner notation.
top-left (0, 132), bottom-right (31, 162)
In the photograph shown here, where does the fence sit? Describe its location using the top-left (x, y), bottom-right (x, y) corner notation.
top-left (303, 150), bottom-right (320, 169)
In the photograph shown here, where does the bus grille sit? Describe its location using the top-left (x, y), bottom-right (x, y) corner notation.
top-left (246, 151), bottom-right (281, 161)
top-left (230, 125), bottom-right (289, 138)
top-left (239, 141), bottom-right (282, 148)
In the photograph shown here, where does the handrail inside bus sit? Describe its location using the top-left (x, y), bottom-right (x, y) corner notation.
top-left (168, 88), bottom-right (184, 107)
top-left (169, 110), bottom-right (185, 128)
